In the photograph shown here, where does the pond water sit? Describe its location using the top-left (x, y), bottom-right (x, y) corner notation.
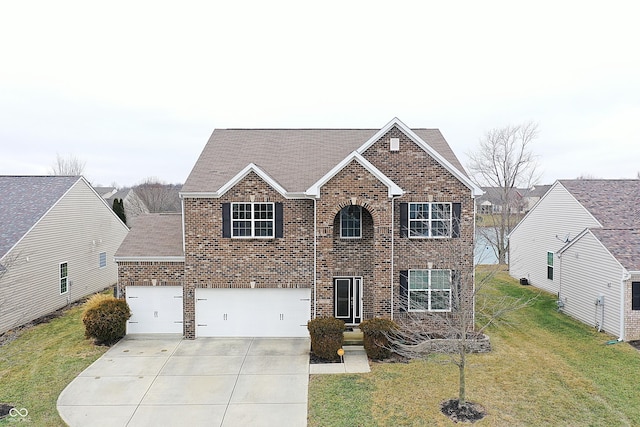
top-left (475, 228), bottom-right (501, 265)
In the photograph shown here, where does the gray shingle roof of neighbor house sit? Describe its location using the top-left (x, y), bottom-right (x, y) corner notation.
top-left (590, 228), bottom-right (640, 272)
top-left (114, 213), bottom-right (184, 259)
top-left (558, 179), bottom-right (640, 271)
top-left (181, 128), bottom-right (469, 194)
top-left (559, 179), bottom-right (640, 229)
top-left (0, 175), bottom-right (80, 259)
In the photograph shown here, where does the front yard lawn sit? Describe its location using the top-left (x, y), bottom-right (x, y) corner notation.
top-left (0, 305), bottom-right (107, 426)
top-left (309, 269), bottom-right (640, 426)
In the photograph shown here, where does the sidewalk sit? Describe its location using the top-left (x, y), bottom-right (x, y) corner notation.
top-left (309, 346), bottom-right (370, 374)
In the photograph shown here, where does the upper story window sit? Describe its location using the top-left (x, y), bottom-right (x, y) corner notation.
top-left (340, 205), bottom-right (362, 238)
top-left (60, 262), bottom-right (68, 294)
top-left (232, 202), bottom-right (274, 238)
top-left (408, 202), bottom-right (452, 238)
top-left (99, 252), bottom-right (107, 268)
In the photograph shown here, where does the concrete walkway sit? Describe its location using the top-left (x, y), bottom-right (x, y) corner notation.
top-left (58, 336), bottom-right (310, 427)
top-left (309, 346), bottom-right (371, 374)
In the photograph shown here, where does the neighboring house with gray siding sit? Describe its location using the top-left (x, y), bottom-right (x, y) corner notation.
top-left (0, 176), bottom-right (129, 334)
top-left (509, 179), bottom-right (640, 340)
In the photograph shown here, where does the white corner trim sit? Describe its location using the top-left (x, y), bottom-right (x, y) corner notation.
top-left (356, 117), bottom-right (482, 197)
top-left (305, 151), bottom-right (404, 198)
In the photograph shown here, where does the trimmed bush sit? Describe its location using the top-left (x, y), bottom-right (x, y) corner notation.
top-left (307, 317), bottom-right (345, 361)
top-left (82, 294), bottom-right (131, 345)
top-left (359, 317), bottom-right (398, 360)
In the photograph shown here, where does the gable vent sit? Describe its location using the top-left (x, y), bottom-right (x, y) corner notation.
top-left (390, 137), bottom-right (400, 151)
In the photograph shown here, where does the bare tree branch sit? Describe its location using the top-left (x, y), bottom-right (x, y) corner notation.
top-left (49, 153), bottom-right (86, 176)
top-left (468, 122), bottom-right (541, 264)
top-left (132, 177), bottom-right (181, 213)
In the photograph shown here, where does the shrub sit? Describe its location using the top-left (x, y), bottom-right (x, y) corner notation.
top-left (82, 295), bottom-right (131, 345)
top-left (359, 317), bottom-right (398, 360)
top-left (307, 317), bottom-right (345, 361)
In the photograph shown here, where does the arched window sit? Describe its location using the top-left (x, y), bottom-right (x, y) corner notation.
top-left (340, 205), bottom-right (361, 238)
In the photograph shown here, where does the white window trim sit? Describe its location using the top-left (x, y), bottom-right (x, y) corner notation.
top-left (547, 251), bottom-right (554, 280)
top-left (408, 202), bottom-right (452, 239)
top-left (340, 205), bottom-right (362, 239)
top-left (60, 261), bottom-right (69, 295)
top-left (99, 252), bottom-right (107, 269)
top-left (231, 202), bottom-right (275, 239)
top-left (408, 269), bottom-right (452, 312)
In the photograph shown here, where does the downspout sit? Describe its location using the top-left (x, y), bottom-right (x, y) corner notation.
top-left (390, 194), bottom-right (403, 320)
top-left (313, 197), bottom-right (317, 319)
top-left (619, 268), bottom-right (630, 341)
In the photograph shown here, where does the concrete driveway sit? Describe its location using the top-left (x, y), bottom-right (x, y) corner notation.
top-left (57, 336), bottom-right (310, 427)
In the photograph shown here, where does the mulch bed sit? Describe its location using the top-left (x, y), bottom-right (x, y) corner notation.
top-left (309, 353), bottom-right (342, 364)
top-left (441, 399), bottom-right (486, 423)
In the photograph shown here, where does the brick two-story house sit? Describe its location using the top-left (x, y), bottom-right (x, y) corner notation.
top-left (115, 118), bottom-right (481, 339)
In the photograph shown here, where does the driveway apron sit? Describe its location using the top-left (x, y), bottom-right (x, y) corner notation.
top-left (57, 336), bottom-right (310, 427)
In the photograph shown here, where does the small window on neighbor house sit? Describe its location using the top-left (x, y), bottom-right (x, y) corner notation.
top-left (60, 262), bottom-right (68, 294)
top-left (99, 252), bottom-right (107, 268)
top-left (340, 205), bottom-right (362, 238)
top-left (547, 252), bottom-right (554, 280)
top-left (632, 282), bottom-right (640, 310)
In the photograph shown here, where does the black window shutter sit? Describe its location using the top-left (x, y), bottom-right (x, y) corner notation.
top-left (452, 270), bottom-right (461, 311)
top-left (400, 203), bottom-right (409, 237)
top-left (222, 203), bottom-right (231, 238)
top-left (275, 202), bottom-right (283, 238)
top-left (399, 270), bottom-right (409, 312)
top-left (633, 282), bottom-right (640, 310)
top-left (452, 203), bottom-right (461, 238)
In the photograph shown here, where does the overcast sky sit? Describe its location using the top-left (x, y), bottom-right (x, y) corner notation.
top-left (1, 1), bottom-right (638, 187)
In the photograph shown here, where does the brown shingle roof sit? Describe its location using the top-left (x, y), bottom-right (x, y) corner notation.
top-left (115, 213), bottom-right (183, 258)
top-left (182, 127), bottom-right (467, 193)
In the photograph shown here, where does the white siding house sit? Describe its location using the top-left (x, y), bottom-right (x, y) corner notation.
top-left (509, 179), bottom-right (640, 340)
top-left (0, 176), bottom-right (129, 334)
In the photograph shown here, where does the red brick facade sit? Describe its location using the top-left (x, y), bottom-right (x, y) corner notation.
top-left (117, 123), bottom-right (477, 339)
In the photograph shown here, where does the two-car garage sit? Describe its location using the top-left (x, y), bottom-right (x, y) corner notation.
top-left (126, 286), bottom-right (311, 338)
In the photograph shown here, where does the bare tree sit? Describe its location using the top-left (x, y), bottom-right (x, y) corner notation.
top-left (387, 217), bottom-right (535, 421)
top-left (49, 154), bottom-right (86, 176)
top-left (132, 177), bottom-right (181, 213)
top-left (467, 122), bottom-right (540, 264)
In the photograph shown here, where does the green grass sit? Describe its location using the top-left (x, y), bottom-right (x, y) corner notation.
top-left (308, 269), bottom-right (640, 426)
top-left (0, 306), bottom-right (107, 426)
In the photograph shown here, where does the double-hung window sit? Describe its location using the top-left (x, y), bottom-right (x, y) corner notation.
top-left (407, 269), bottom-right (452, 312)
top-left (60, 262), bottom-right (68, 294)
top-left (232, 202), bottom-right (274, 238)
top-left (340, 205), bottom-right (362, 238)
top-left (547, 251), bottom-right (554, 280)
top-left (408, 202), bottom-right (452, 238)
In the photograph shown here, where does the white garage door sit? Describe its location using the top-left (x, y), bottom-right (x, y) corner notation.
top-left (196, 288), bottom-right (310, 337)
top-left (126, 286), bottom-right (183, 334)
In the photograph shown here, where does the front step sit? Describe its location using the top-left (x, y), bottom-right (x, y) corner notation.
top-left (344, 328), bottom-right (364, 346)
